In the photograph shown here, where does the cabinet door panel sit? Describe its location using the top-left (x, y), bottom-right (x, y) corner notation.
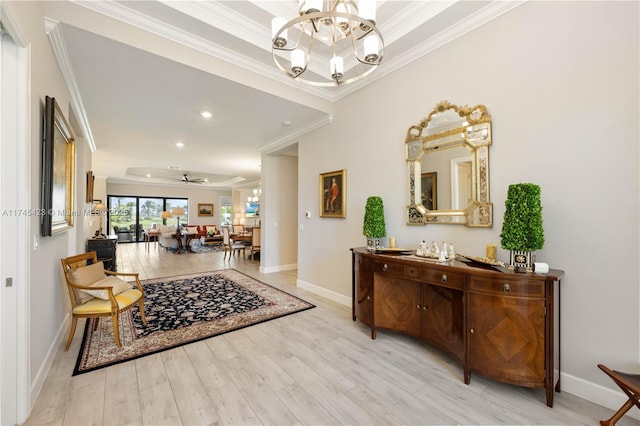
top-left (374, 276), bottom-right (421, 336)
top-left (469, 293), bottom-right (545, 387)
top-left (355, 254), bottom-right (374, 325)
top-left (422, 284), bottom-right (464, 360)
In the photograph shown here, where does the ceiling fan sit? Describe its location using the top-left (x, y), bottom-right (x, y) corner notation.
top-left (180, 174), bottom-right (205, 184)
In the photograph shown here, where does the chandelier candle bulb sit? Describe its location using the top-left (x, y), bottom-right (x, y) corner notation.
top-left (300, 0), bottom-right (322, 14)
top-left (271, 17), bottom-right (287, 47)
top-left (358, 0), bottom-right (376, 23)
top-left (364, 36), bottom-right (379, 62)
top-left (291, 49), bottom-right (305, 74)
top-left (330, 56), bottom-right (344, 80)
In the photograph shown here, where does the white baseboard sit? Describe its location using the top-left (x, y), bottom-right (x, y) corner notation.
top-left (30, 314), bottom-right (68, 410)
top-left (296, 278), bottom-right (351, 307)
top-left (562, 370), bottom-right (640, 421)
top-left (261, 263), bottom-right (297, 274)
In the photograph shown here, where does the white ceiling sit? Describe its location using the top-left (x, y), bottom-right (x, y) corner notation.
top-left (46, 0), bottom-right (523, 189)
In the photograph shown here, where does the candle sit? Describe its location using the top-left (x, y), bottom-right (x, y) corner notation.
top-left (389, 237), bottom-right (396, 248)
top-left (486, 244), bottom-right (497, 261)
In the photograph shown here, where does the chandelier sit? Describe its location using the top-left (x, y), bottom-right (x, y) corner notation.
top-left (271, 0), bottom-right (384, 86)
top-left (247, 187), bottom-right (261, 203)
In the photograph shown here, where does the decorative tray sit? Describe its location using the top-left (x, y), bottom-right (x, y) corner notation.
top-left (414, 253), bottom-right (449, 260)
top-left (375, 248), bottom-right (413, 254)
top-left (456, 254), bottom-right (505, 268)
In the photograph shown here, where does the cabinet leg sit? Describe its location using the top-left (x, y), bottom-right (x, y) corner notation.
top-left (371, 327), bottom-right (377, 340)
top-left (464, 369), bottom-right (471, 385)
top-left (546, 387), bottom-right (554, 407)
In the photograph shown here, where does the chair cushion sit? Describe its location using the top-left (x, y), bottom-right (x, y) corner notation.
top-left (79, 276), bottom-right (133, 301)
top-left (72, 288), bottom-right (143, 314)
top-left (70, 261), bottom-right (106, 304)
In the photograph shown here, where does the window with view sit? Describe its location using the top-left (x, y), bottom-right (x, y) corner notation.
top-left (220, 196), bottom-right (232, 226)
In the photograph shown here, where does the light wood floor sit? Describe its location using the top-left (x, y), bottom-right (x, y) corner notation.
top-left (26, 242), bottom-right (635, 425)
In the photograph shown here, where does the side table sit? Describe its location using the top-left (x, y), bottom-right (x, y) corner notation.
top-left (145, 229), bottom-right (160, 251)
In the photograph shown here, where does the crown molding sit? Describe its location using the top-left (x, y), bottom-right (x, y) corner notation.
top-left (260, 114), bottom-right (334, 155)
top-left (44, 17), bottom-right (97, 152)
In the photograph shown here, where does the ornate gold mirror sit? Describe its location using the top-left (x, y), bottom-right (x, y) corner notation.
top-left (406, 100), bottom-right (492, 226)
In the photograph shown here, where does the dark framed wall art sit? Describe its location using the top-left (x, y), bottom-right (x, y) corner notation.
top-left (319, 169), bottom-right (346, 218)
top-left (421, 171), bottom-right (437, 211)
top-left (41, 96), bottom-right (75, 236)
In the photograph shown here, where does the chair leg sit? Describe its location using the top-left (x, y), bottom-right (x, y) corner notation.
top-left (601, 398), bottom-right (636, 426)
top-left (65, 316), bottom-right (78, 351)
top-left (138, 299), bottom-right (147, 325)
top-left (111, 314), bottom-right (122, 347)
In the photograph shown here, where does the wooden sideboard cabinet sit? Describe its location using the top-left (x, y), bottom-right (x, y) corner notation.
top-left (87, 236), bottom-right (117, 271)
top-left (351, 247), bottom-right (563, 407)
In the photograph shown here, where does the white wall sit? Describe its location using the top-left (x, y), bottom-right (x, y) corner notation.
top-left (298, 0), bottom-right (639, 410)
top-left (262, 153), bottom-right (298, 273)
top-left (107, 182), bottom-right (231, 228)
top-left (3, 0), bottom-right (94, 410)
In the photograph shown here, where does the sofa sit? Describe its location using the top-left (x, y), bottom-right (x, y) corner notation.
top-left (158, 224), bottom-right (201, 251)
top-left (198, 225), bottom-right (223, 245)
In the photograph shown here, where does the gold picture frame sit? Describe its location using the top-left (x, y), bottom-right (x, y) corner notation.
top-left (41, 96), bottom-right (75, 236)
top-left (197, 203), bottom-right (214, 216)
top-left (319, 169), bottom-right (346, 218)
top-left (86, 170), bottom-right (95, 203)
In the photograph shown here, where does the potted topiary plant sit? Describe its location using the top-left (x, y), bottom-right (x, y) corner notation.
top-left (500, 183), bottom-right (545, 271)
top-left (363, 196), bottom-right (386, 251)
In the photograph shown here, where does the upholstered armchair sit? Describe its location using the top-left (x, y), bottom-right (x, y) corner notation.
top-left (157, 224), bottom-right (179, 250)
top-left (60, 251), bottom-right (147, 350)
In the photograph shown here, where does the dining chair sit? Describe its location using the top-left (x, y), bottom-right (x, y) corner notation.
top-left (60, 251), bottom-right (147, 350)
top-left (249, 226), bottom-right (261, 262)
top-left (223, 226), bottom-right (246, 260)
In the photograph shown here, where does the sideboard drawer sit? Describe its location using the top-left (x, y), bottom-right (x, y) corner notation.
top-left (469, 276), bottom-right (544, 297)
top-left (374, 261), bottom-right (404, 277)
top-left (415, 267), bottom-right (464, 289)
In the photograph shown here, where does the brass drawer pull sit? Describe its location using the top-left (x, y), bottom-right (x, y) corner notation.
top-left (503, 283), bottom-right (511, 293)
top-left (441, 274), bottom-right (448, 283)
top-left (383, 264), bottom-right (388, 272)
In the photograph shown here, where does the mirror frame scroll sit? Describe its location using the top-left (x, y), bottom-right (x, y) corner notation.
top-left (406, 100), bottom-right (493, 227)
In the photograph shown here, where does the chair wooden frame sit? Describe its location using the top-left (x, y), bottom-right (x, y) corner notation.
top-left (250, 226), bottom-right (261, 263)
top-left (222, 226), bottom-right (246, 260)
top-left (598, 364), bottom-right (640, 426)
top-left (61, 251), bottom-right (147, 350)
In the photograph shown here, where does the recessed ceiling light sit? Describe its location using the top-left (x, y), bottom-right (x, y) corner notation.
top-left (175, 142), bottom-right (184, 148)
top-left (201, 111), bottom-right (213, 119)
top-left (146, 173), bottom-right (151, 178)
top-left (283, 120), bottom-right (291, 126)
top-left (168, 166), bottom-right (182, 170)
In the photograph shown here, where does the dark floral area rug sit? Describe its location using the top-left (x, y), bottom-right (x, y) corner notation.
top-left (73, 269), bottom-right (314, 375)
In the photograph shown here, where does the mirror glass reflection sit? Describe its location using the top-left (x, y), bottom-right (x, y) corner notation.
top-left (406, 101), bottom-right (493, 227)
